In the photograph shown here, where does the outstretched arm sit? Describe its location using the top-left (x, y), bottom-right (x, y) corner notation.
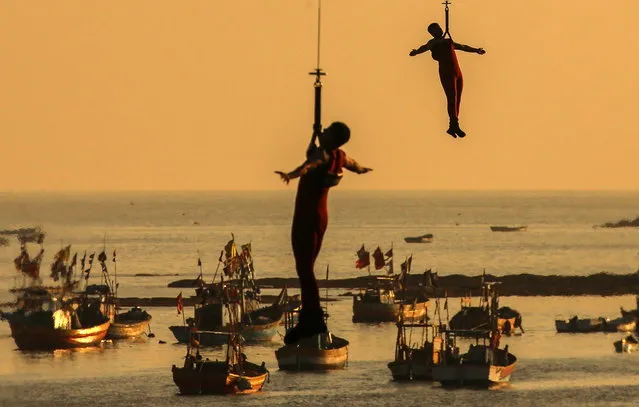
top-left (453, 42), bottom-right (486, 54)
top-left (409, 40), bottom-right (433, 56)
top-left (275, 159), bottom-right (324, 184)
top-left (344, 155), bottom-right (373, 174)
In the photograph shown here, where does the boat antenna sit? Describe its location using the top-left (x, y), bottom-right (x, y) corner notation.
top-left (309, 0), bottom-right (326, 146)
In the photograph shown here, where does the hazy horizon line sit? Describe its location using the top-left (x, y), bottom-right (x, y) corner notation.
top-left (1, 187), bottom-right (638, 194)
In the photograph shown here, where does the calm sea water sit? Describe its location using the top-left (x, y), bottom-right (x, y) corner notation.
top-left (0, 191), bottom-right (638, 406)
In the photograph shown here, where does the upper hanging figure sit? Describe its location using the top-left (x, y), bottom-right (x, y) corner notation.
top-left (409, 8), bottom-right (486, 139)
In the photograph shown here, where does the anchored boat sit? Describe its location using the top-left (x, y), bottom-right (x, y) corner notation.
top-left (352, 276), bottom-right (428, 323)
top-left (172, 289), bottom-right (269, 395)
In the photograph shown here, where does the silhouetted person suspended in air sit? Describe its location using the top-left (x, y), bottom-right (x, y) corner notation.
top-left (409, 22), bottom-right (485, 138)
top-left (275, 122), bottom-right (372, 344)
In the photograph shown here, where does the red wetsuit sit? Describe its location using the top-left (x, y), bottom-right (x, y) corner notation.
top-left (431, 39), bottom-right (463, 124)
top-left (291, 148), bottom-right (345, 313)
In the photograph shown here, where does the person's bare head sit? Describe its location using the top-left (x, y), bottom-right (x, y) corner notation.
top-left (427, 23), bottom-right (444, 38)
top-left (319, 122), bottom-right (350, 150)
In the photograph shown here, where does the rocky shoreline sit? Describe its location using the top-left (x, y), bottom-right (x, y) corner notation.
top-left (166, 271), bottom-right (639, 297)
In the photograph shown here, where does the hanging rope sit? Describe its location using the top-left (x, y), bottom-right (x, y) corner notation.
top-left (442, 0), bottom-right (452, 39)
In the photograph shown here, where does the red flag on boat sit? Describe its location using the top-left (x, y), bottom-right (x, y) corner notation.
top-left (384, 248), bottom-right (393, 258)
top-left (355, 245), bottom-right (370, 269)
top-left (373, 247), bottom-right (385, 270)
top-left (176, 292), bottom-right (184, 315)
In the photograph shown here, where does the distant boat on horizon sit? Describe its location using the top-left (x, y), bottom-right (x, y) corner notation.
top-left (490, 226), bottom-right (527, 232)
top-left (404, 234), bottom-right (434, 243)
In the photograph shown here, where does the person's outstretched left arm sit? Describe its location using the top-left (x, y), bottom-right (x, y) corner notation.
top-left (344, 155), bottom-right (373, 174)
top-left (453, 42), bottom-right (486, 54)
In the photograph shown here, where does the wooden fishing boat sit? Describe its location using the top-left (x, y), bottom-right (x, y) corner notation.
top-left (490, 226), bottom-right (527, 232)
top-left (275, 299), bottom-right (349, 371)
top-left (432, 287), bottom-right (517, 387)
top-left (614, 334), bottom-right (639, 353)
top-left (275, 331), bottom-right (349, 370)
top-left (239, 294), bottom-right (286, 342)
top-left (169, 288), bottom-right (286, 345)
top-left (449, 284), bottom-right (524, 336)
top-left (388, 321), bottom-right (439, 381)
top-left (352, 276), bottom-right (428, 323)
top-left (106, 306), bottom-right (152, 339)
top-left (172, 359), bottom-right (269, 395)
top-left (404, 234), bottom-right (434, 243)
top-left (171, 290), bottom-right (268, 395)
top-left (169, 326), bottom-right (229, 347)
top-left (431, 334), bottom-right (517, 387)
top-left (555, 315), bottom-right (633, 333)
top-left (4, 311), bottom-right (110, 350)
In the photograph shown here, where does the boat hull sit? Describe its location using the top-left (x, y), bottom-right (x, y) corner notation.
top-left (275, 334), bottom-right (349, 371)
top-left (107, 316), bottom-right (151, 339)
top-left (555, 317), bottom-right (629, 333)
top-left (241, 314), bottom-right (283, 342)
top-left (8, 319), bottom-right (110, 350)
top-left (352, 299), bottom-right (428, 323)
top-left (172, 363), bottom-right (268, 395)
top-left (411, 362), bottom-right (433, 380)
top-left (432, 362), bottom-right (516, 387)
top-left (490, 226), bottom-right (527, 232)
top-left (387, 361), bottom-right (411, 381)
top-left (432, 347), bottom-right (517, 387)
top-left (169, 326), bottom-right (229, 347)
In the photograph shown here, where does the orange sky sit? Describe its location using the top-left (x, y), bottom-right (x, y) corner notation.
top-left (1, 0), bottom-right (638, 191)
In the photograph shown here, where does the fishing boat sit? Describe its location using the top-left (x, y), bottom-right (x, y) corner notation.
top-left (275, 269), bottom-right (349, 370)
top-left (106, 306), bottom-right (152, 339)
top-left (352, 276), bottom-right (428, 323)
top-left (170, 287), bottom-right (286, 345)
top-left (171, 289), bottom-right (269, 395)
top-left (432, 288), bottom-right (517, 387)
top-left (555, 315), bottom-right (635, 333)
top-left (614, 334), bottom-right (639, 353)
top-left (1, 241), bottom-right (115, 350)
top-left (274, 306), bottom-right (349, 371)
top-left (431, 330), bottom-right (517, 387)
top-left (490, 226), bottom-right (527, 232)
top-left (2, 287), bottom-right (111, 350)
top-left (388, 320), bottom-right (439, 381)
top-left (170, 238), bottom-right (285, 345)
top-left (5, 312), bottom-right (110, 350)
top-left (404, 234), bottom-right (434, 243)
top-left (449, 283), bottom-right (524, 336)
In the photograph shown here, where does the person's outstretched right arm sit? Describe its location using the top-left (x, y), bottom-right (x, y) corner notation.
top-left (409, 40), bottom-right (434, 56)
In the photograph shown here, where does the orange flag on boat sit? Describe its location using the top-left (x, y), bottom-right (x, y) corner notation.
top-left (176, 292), bottom-right (184, 315)
top-left (372, 247), bottom-right (385, 270)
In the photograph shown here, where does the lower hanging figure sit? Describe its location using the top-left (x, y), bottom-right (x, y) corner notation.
top-left (409, 23), bottom-right (486, 138)
top-left (275, 122), bottom-right (372, 344)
